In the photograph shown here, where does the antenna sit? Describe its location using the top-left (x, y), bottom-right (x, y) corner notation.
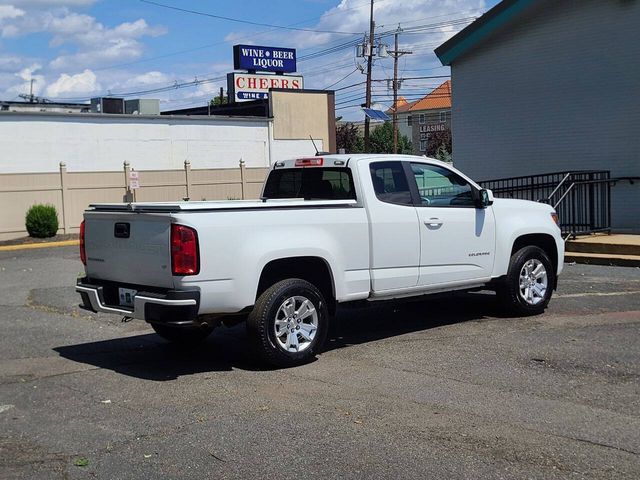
top-left (309, 135), bottom-right (319, 155)
top-left (309, 135), bottom-right (330, 156)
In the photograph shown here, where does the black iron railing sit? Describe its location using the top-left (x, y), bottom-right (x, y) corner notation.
top-left (479, 171), bottom-right (611, 237)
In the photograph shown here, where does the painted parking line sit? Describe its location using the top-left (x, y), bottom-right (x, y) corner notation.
top-left (0, 240), bottom-right (79, 252)
top-left (556, 290), bottom-right (640, 298)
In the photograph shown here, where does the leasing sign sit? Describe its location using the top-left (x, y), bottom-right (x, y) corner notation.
top-left (233, 45), bottom-right (297, 73)
top-left (227, 72), bottom-right (304, 102)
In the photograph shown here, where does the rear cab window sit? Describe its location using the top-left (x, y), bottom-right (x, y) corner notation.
top-left (369, 161), bottom-right (412, 205)
top-left (263, 168), bottom-right (356, 200)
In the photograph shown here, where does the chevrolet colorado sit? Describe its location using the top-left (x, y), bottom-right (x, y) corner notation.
top-left (76, 154), bottom-right (564, 366)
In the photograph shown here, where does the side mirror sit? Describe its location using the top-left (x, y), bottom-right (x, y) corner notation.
top-left (475, 188), bottom-right (494, 208)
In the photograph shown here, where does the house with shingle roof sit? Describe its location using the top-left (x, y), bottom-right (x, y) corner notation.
top-left (387, 80), bottom-right (452, 155)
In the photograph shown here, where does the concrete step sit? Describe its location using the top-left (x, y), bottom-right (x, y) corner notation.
top-left (566, 234), bottom-right (640, 256)
top-left (565, 251), bottom-right (640, 268)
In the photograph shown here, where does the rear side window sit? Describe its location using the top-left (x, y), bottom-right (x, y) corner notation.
top-left (369, 161), bottom-right (412, 205)
top-left (263, 168), bottom-right (356, 200)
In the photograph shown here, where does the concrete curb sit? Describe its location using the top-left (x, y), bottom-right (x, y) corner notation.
top-left (0, 240), bottom-right (79, 252)
top-left (565, 253), bottom-right (640, 268)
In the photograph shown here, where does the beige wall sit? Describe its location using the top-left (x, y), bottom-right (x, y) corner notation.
top-left (0, 161), bottom-right (269, 241)
top-left (270, 90), bottom-right (336, 153)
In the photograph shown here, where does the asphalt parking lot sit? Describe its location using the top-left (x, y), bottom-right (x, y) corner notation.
top-left (1, 246), bottom-right (639, 479)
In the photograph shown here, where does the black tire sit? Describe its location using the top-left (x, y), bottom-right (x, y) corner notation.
top-left (496, 246), bottom-right (555, 316)
top-left (247, 278), bottom-right (329, 368)
top-left (151, 323), bottom-right (213, 345)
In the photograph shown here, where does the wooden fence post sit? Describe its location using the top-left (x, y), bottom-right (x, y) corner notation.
top-left (184, 160), bottom-right (191, 201)
top-left (239, 158), bottom-right (246, 200)
top-left (59, 162), bottom-right (69, 234)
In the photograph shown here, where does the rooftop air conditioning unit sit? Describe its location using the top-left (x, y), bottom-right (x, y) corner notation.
top-left (125, 99), bottom-right (160, 115)
top-left (90, 97), bottom-right (124, 114)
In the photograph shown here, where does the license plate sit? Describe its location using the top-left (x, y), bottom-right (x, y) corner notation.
top-left (118, 288), bottom-right (137, 307)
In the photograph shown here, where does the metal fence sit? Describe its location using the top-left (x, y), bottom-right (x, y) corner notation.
top-left (479, 171), bottom-right (611, 237)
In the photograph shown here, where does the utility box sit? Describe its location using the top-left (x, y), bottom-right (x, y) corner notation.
top-left (125, 99), bottom-right (160, 115)
top-left (91, 97), bottom-right (124, 114)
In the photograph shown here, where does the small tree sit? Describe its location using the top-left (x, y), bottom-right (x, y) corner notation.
top-left (369, 121), bottom-right (412, 154)
top-left (426, 130), bottom-right (452, 159)
top-left (210, 95), bottom-right (228, 106)
top-left (336, 122), bottom-right (364, 153)
top-left (25, 204), bottom-right (59, 238)
top-left (435, 145), bottom-right (452, 163)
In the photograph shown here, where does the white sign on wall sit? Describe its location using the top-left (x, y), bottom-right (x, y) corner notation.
top-left (227, 72), bottom-right (304, 102)
top-left (128, 170), bottom-right (140, 189)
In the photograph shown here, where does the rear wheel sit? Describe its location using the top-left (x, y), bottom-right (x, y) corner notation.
top-left (151, 323), bottom-right (213, 344)
top-left (496, 246), bottom-right (555, 316)
top-left (247, 278), bottom-right (328, 367)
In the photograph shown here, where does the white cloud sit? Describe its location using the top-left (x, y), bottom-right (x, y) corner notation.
top-left (45, 68), bottom-right (100, 97)
top-left (118, 70), bottom-right (171, 89)
top-left (0, 3), bottom-right (166, 70)
top-left (48, 17), bottom-right (167, 70)
top-left (8, 1), bottom-right (95, 6)
top-left (0, 63), bottom-right (46, 98)
top-left (0, 5), bottom-right (25, 21)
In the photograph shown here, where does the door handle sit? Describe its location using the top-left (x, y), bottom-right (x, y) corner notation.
top-left (424, 218), bottom-right (443, 228)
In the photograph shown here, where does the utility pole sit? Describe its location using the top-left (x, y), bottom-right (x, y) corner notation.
top-left (363, 0), bottom-right (375, 153)
top-left (390, 26), bottom-right (412, 154)
top-left (19, 79), bottom-right (44, 104)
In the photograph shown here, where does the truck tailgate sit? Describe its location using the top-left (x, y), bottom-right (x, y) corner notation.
top-left (84, 211), bottom-right (174, 288)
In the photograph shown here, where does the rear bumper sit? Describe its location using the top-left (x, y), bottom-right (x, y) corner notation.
top-left (76, 277), bottom-right (200, 325)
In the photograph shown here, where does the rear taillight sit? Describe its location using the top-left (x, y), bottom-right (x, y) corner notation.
top-left (79, 220), bottom-right (86, 265)
top-left (171, 224), bottom-right (199, 275)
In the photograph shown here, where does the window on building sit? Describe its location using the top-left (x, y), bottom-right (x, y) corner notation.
top-left (410, 163), bottom-right (474, 207)
top-left (407, 115), bottom-right (412, 126)
top-left (419, 113), bottom-right (425, 124)
top-left (420, 132), bottom-right (428, 140)
top-left (419, 140), bottom-right (427, 152)
top-left (440, 111), bottom-right (447, 123)
top-left (369, 161), bottom-right (412, 206)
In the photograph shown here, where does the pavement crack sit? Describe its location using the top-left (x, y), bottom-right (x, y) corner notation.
top-left (2, 366), bottom-right (102, 385)
top-left (523, 428), bottom-right (639, 456)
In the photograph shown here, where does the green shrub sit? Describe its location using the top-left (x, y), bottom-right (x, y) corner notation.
top-left (25, 204), bottom-right (59, 238)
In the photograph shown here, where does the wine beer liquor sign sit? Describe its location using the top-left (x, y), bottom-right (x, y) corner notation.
top-left (229, 44), bottom-right (302, 102)
top-left (233, 45), bottom-right (297, 73)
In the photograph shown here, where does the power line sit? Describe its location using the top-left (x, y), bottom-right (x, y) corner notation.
top-left (140, 0), bottom-right (362, 35)
top-left (323, 68), bottom-right (360, 90)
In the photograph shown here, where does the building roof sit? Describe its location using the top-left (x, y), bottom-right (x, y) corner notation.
top-left (435, 0), bottom-right (537, 65)
top-left (386, 96), bottom-right (416, 114)
top-left (408, 80), bottom-right (451, 111)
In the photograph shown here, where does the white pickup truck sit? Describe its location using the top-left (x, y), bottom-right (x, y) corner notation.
top-left (76, 154), bottom-right (564, 366)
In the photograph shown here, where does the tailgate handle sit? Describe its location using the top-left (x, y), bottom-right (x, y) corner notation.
top-left (114, 222), bottom-right (130, 238)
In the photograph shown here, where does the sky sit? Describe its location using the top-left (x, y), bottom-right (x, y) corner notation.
top-left (0, 0), bottom-right (500, 119)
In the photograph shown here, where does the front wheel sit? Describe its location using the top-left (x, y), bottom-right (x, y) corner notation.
top-left (247, 278), bottom-right (329, 367)
top-left (496, 246), bottom-right (555, 316)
